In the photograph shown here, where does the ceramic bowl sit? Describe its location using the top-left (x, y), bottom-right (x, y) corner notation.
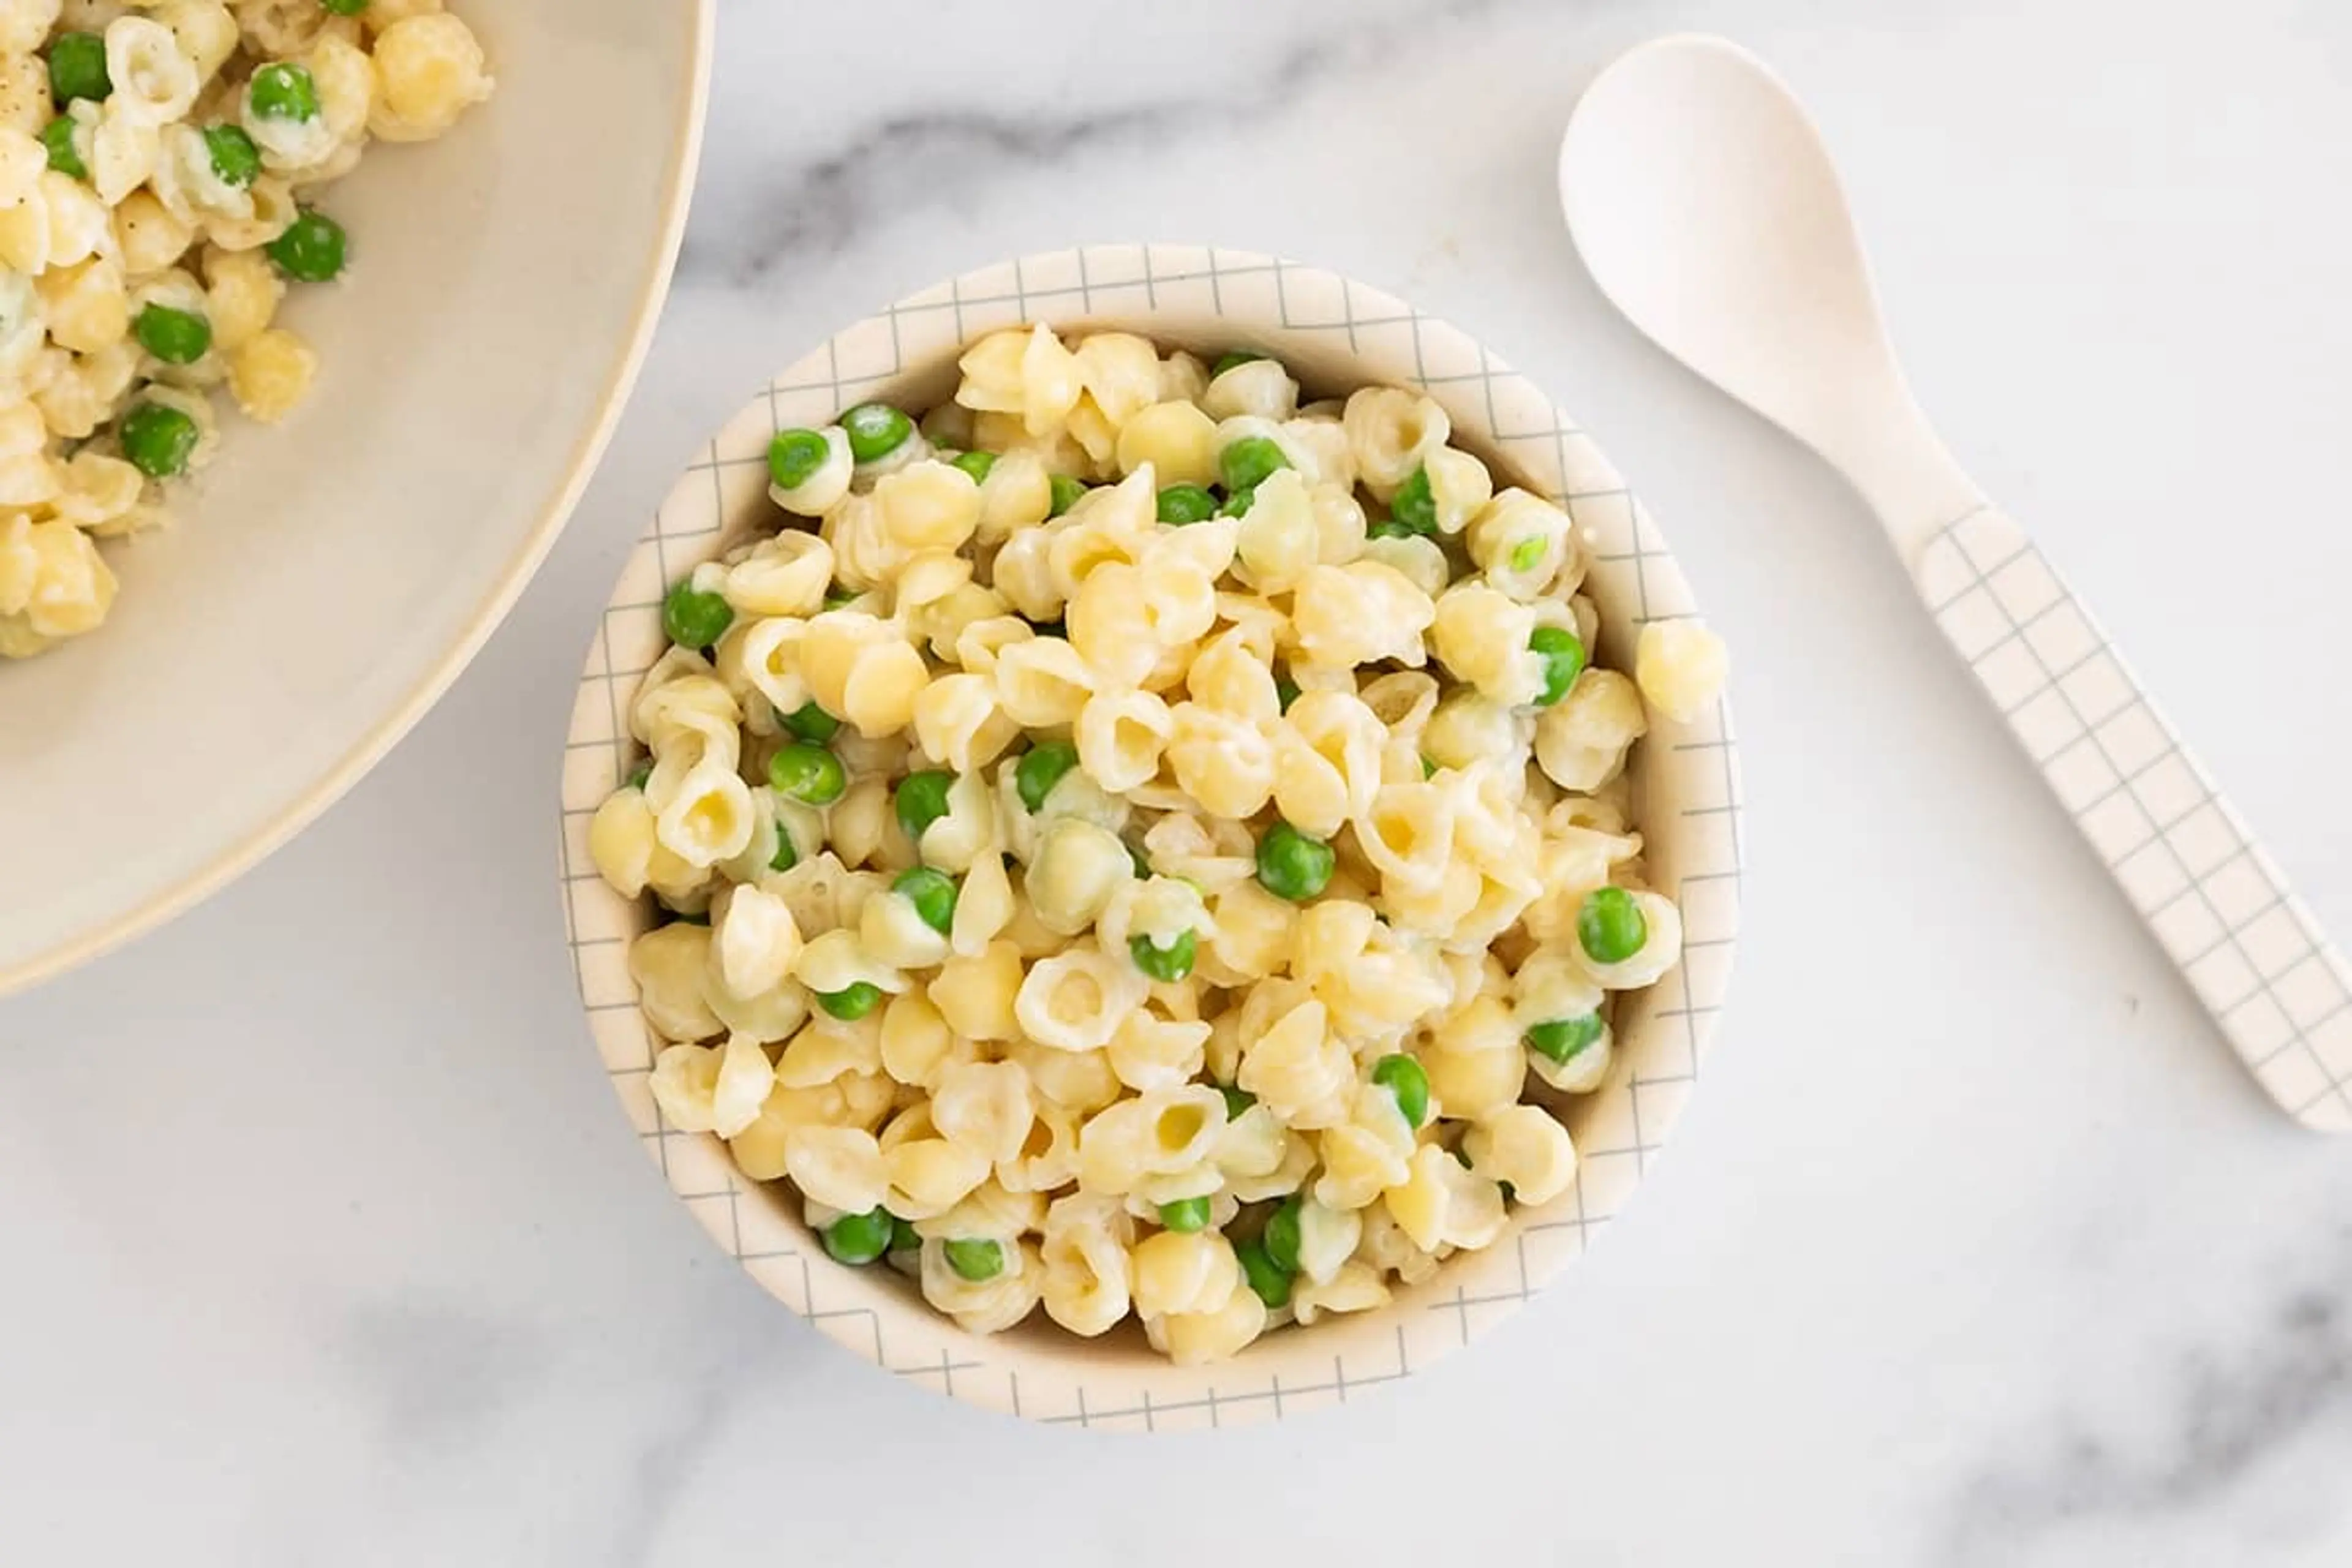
top-left (0, 0), bottom-right (714, 996)
top-left (558, 246), bottom-right (1743, 1430)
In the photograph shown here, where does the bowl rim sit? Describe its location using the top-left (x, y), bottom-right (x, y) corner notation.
top-left (0, 0), bottom-right (719, 1000)
top-left (559, 244), bottom-right (1745, 1430)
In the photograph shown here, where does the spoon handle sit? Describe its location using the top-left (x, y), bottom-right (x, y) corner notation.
top-left (1915, 506), bottom-right (2352, 1129)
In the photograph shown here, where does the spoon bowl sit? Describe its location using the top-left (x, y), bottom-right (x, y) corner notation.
top-left (1561, 35), bottom-right (1977, 546)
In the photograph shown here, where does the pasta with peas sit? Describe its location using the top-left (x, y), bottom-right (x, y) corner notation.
top-left (591, 325), bottom-right (1729, 1363)
top-left (0, 0), bottom-right (491, 660)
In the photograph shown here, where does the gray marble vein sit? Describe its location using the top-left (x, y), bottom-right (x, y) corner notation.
top-left (677, 0), bottom-right (1548, 286)
top-left (1940, 1227), bottom-right (2352, 1566)
top-left (336, 1301), bottom-right (546, 1450)
top-left (678, 104), bottom-right (1182, 281)
top-left (592, 1352), bottom-right (742, 1568)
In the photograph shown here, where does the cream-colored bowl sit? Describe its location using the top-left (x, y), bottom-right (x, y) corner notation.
top-left (0, 1), bottom-right (713, 997)
top-left (559, 247), bottom-right (1743, 1429)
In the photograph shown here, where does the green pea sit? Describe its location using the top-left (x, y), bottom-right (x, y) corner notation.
top-left (1218, 1084), bottom-right (1256, 1120)
top-left (840, 402), bottom-right (913, 463)
top-left (815, 982), bottom-right (882, 1021)
top-left (660, 576), bottom-right (733, 649)
top-left (943, 1237), bottom-right (1004, 1282)
top-left (1216, 486), bottom-right (1256, 518)
top-left (894, 769), bottom-right (954, 845)
top-left (266, 210), bottom-right (346, 282)
top-left (1371, 1054), bottom-right (1431, 1128)
top-left (822, 1206), bottom-right (893, 1265)
top-left (822, 587), bottom-right (859, 609)
top-left (1157, 1196), bottom-right (1212, 1234)
top-left (888, 1214), bottom-right (922, 1253)
top-left (1047, 473), bottom-right (1087, 517)
top-left (1261, 1195), bottom-right (1303, 1273)
top-left (949, 448), bottom-right (996, 484)
top-left (1526, 1013), bottom-right (1604, 1065)
top-left (40, 116), bottom-right (83, 179)
top-left (247, 62), bottom-right (320, 121)
top-left (769, 741), bottom-right (846, 806)
top-left (321, 0), bottom-right (369, 15)
top-left (1254, 821), bottom-right (1335, 903)
top-left (780, 701), bottom-right (840, 743)
top-left (1420, 755), bottom-right (1438, 778)
top-left (1578, 886), bottom-right (1648, 965)
top-left (116, 402), bottom-right (197, 479)
top-left (1237, 1237), bottom-right (1292, 1310)
top-left (203, 124), bottom-right (260, 187)
top-left (1529, 625), bottom-right (1587, 707)
top-left (1155, 483), bottom-right (1216, 524)
top-left (625, 760), bottom-right (652, 791)
top-left (134, 304), bottom-right (211, 366)
top-left (1218, 435), bottom-right (1289, 494)
top-left (769, 821), bottom-right (799, 872)
top-left (767, 428), bottom-right (831, 491)
top-left (1274, 676), bottom-right (1301, 713)
top-left (1210, 350), bottom-right (1265, 378)
top-left (1389, 466), bottom-right (1438, 534)
top-left (1507, 536), bottom-right (1549, 573)
top-left (1128, 929), bottom-right (1196, 983)
top-left (894, 866), bottom-right (959, 935)
top-left (1014, 742), bottom-right (1079, 813)
top-left (1366, 516), bottom-right (1420, 541)
top-left (47, 33), bottom-right (108, 105)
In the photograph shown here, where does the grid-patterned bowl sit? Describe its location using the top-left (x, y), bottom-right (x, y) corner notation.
top-left (558, 246), bottom-right (1743, 1430)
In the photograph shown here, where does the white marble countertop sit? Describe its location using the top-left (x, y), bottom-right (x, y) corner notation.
top-left (6, 1), bottom-right (2351, 1562)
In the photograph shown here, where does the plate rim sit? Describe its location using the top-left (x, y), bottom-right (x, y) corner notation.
top-left (0, 0), bottom-right (720, 999)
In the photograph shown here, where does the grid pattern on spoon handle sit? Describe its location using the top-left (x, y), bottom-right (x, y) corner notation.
top-left (1915, 507), bottom-right (2352, 1130)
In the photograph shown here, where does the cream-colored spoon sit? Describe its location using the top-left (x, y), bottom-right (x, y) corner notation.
top-left (1561, 34), bottom-right (2351, 1129)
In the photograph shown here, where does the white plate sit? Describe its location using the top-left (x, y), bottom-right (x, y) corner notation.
top-left (0, 0), bottom-right (715, 995)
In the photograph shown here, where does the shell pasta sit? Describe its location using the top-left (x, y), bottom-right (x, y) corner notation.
top-left (0, 1), bottom-right (492, 660)
top-left (593, 326), bottom-right (1729, 1363)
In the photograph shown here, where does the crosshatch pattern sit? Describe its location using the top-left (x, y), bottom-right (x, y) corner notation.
top-left (1918, 508), bottom-right (2352, 1131)
top-left (557, 247), bottom-right (1747, 1428)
